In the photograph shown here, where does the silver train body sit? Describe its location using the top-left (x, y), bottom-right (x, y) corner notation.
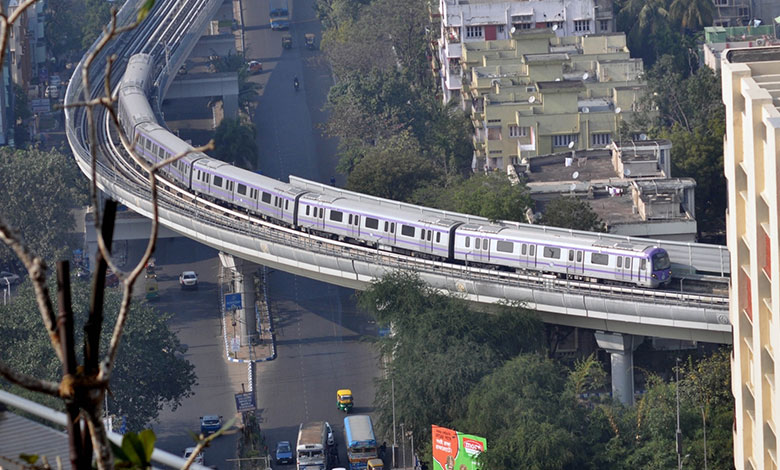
top-left (117, 53), bottom-right (672, 288)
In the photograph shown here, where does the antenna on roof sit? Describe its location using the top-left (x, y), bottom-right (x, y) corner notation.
top-left (582, 72), bottom-right (589, 81)
top-left (615, 107), bottom-right (622, 114)
top-left (568, 141), bottom-right (575, 149)
top-left (572, 172), bottom-right (579, 180)
top-left (528, 95), bottom-right (536, 103)
top-left (552, 24), bottom-right (559, 31)
top-left (639, 133), bottom-right (648, 141)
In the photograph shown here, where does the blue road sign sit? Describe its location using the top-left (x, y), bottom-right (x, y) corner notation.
top-left (225, 293), bottom-right (242, 311)
top-left (235, 392), bottom-right (256, 412)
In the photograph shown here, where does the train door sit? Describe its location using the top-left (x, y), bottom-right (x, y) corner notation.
top-left (519, 244), bottom-right (537, 268)
top-left (419, 228), bottom-right (434, 254)
top-left (567, 249), bottom-right (585, 276)
top-left (383, 221), bottom-right (396, 246)
top-left (347, 213), bottom-right (360, 238)
top-left (616, 255), bottom-right (633, 282)
top-left (475, 237), bottom-right (490, 262)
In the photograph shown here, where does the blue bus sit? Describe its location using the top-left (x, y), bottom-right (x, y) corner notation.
top-left (344, 415), bottom-right (378, 470)
top-left (269, 0), bottom-right (290, 30)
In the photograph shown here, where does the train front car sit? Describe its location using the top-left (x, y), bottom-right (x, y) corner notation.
top-left (647, 247), bottom-right (672, 287)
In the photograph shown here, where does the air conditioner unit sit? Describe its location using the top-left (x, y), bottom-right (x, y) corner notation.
top-left (757, 38), bottom-right (766, 46)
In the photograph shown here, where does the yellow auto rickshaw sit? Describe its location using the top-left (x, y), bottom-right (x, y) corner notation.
top-left (337, 389), bottom-right (353, 413)
top-left (367, 458), bottom-right (384, 470)
top-left (305, 33), bottom-right (316, 50)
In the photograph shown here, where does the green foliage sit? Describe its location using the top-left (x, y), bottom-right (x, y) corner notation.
top-left (80, 0), bottom-right (113, 51)
top-left (112, 430), bottom-right (156, 470)
top-left (538, 197), bottom-right (606, 232)
top-left (0, 280), bottom-right (197, 431)
top-left (0, 147), bottom-right (89, 267)
top-left (360, 272), bottom-right (543, 451)
top-left (436, 173), bottom-right (533, 223)
top-left (344, 131), bottom-right (438, 200)
top-left (214, 117), bottom-right (258, 170)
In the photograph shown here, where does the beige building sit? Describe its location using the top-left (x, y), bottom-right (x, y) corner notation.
top-left (703, 26), bottom-right (780, 71)
top-left (463, 30), bottom-right (649, 171)
top-left (722, 46), bottom-right (780, 469)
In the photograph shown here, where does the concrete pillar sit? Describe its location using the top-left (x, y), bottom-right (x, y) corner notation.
top-left (594, 331), bottom-right (643, 405)
top-left (218, 252), bottom-right (257, 346)
top-left (223, 93), bottom-right (238, 120)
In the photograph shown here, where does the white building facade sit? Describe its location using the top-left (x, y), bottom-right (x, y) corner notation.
top-left (438, 0), bottom-right (613, 103)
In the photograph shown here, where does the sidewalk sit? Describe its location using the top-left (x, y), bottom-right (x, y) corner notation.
top-left (220, 266), bottom-right (276, 364)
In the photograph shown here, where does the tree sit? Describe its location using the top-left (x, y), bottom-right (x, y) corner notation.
top-left (213, 117), bottom-right (258, 170)
top-left (13, 84), bottom-right (32, 149)
top-left (439, 173), bottom-right (533, 223)
top-left (0, 147), bottom-right (89, 268)
top-left (344, 131), bottom-right (439, 201)
top-left (537, 197), bottom-right (606, 232)
top-left (0, 279), bottom-right (197, 431)
top-left (358, 272), bottom-right (543, 454)
top-left (669, 0), bottom-right (714, 32)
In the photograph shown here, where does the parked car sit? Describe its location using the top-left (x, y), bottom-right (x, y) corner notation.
top-left (183, 447), bottom-right (204, 465)
top-left (0, 271), bottom-right (20, 285)
top-left (179, 271), bottom-right (198, 289)
top-left (275, 441), bottom-right (293, 465)
top-left (199, 415), bottom-right (222, 436)
top-left (247, 60), bottom-right (263, 74)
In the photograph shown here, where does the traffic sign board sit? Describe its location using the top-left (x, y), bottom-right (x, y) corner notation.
top-left (235, 392), bottom-right (256, 412)
top-left (225, 293), bottom-right (242, 310)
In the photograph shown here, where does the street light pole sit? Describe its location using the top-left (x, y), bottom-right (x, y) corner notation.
top-left (676, 357), bottom-right (683, 470)
top-left (392, 377), bottom-right (397, 468)
top-left (401, 423), bottom-right (406, 470)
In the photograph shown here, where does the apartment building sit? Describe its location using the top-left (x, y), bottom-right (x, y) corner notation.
top-left (462, 30), bottom-right (648, 170)
top-left (722, 46), bottom-right (780, 469)
top-left (437, 0), bottom-right (614, 103)
top-left (703, 25), bottom-right (780, 71)
top-left (712, 0), bottom-right (780, 30)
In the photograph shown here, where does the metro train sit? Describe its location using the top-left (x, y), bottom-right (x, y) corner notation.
top-left (117, 53), bottom-right (673, 288)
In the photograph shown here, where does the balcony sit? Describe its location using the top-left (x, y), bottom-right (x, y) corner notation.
top-left (445, 41), bottom-right (462, 58)
top-left (445, 68), bottom-right (462, 90)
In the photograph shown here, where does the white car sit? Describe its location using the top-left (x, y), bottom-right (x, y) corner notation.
top-left (325, 421), bottom-right (334, 446)
top-left (183, 447), bottom-right (204, 465)
top-left (179, 271), bottom-right (198, 289)
top-left (0, 271), bottom-right (20, 285)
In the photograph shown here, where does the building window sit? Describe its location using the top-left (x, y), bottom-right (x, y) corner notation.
top-left (599, 19), bottom-right (610, 31)
top-left (509, 125), bottom-right (528, 138)
top-left (512, 14), bottom-right (533, 30)
top-left (466, 26), bottom-right (483, 38)
top-left (574, 20), bottom-right (591, 32)
top-left (546, 21), bottom-right (564, 30)
top-left (591, 133), bottom-right (611, 146)
top-left (487, 127), bottom-right (502, 140)
top-left (497, 25), bottom-right (504, 34)
top-left (714, 0), bottom-right (727, 5)
top-left (738, 7), bottom-right (749, 17)
top-left (553, 134), bottom-right (578, 147)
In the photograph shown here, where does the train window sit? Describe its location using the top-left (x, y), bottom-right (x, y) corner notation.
top-left (568, 251), bottom-right (574, 261)
top-left (251, 189), bottom-right (257, 199)
top-left (237, 184), bottom-right (247, 195)
top-left (420, 229), bottom-right (425, 240)
top-left (401, 225), bottom-right (415, 237)
top-left (640, 259), bottom-right (647, 270)
top-left (577, 251), bottom-right (583, 262)
top-left (144, 138), bottom-right (151, 150)
top-left (475, 238), bottom-right (481, 249)
top-left (213, 176), bottom-right (223, 187)
top-left (305, 206), bottom-right (310, 216)
top-left (390, 223), bottom-right (395, 233)
top-left (348, 214), bottom-right (353, 224)
top-left (543, 246), bottom-right (561, 259)
top-left (354, 216), bottom-right (359, 225)
top-left (625, 257), bottom-right (631, 269)
top-left (158, 147), bottom-right (165, 158)
top-left (591, 253), bottom-right (609, 265)
top-left (529, 245), bottom-right (536, 256)
top-left (330, 210), bottom-right (343, 222)
top-left (436, 233), bottom-right (441, 243)
top-left (465, 237), bottom-right (470, 248)
top-left (427, 231), bottom-right (431, 241)
top-left (617, 257), bottom-right (622, 268)
top-left (384, 221), bottom-right (388, 231)
top-left (497, 241), bottom-right (513, 253)
top-left (261, 192), bottom-right (272, 204)
top-left (285, 200), bottom-right (289, 210)
top-left (483, 239), bottom-right (489, 250)
top-left (366, 218), bottom-right (379, 229)
top-left (205, 174), bottom-right (210, 184)
top-left (521, 244), bottom-right (527, 255)
top-left (319, 208), bottom-right (324, 218)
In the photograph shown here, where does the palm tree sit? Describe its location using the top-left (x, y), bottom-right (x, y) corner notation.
top-left (670, 0), bottom-right (714, 31)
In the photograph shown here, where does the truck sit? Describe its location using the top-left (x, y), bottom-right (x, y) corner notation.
top-left (344, 415), bottom-right (379, 470)
top-left (296, 421), bottom-right (328, 470)
top-left (269, 0), bottom-right (289, 30)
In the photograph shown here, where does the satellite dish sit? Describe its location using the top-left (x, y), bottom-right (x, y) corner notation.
top-left (572, 172), bottom-right (579, 180)
top-left (552, 23), bottom-right (559, 31)
top-left (567, 141), bottom-right (575, 149)
top-left (582, 107), bottom-right (590, 113)
top-left (624, 168), bottom-right (631, 176)
top-left (639, 133), bottom-right (648, 141)
top-left (615, 107), bottom-right (622, 114)
top-left (510, 26), bottom-right (516, 33)
top-left (555, 77), bottom-right (561, 81)
top-left (491, 79), bottom-right (500, 87)
top-left (528, 96), bottom-right (536, 103)
top-left (582, 72), bottom-right (589, 81)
